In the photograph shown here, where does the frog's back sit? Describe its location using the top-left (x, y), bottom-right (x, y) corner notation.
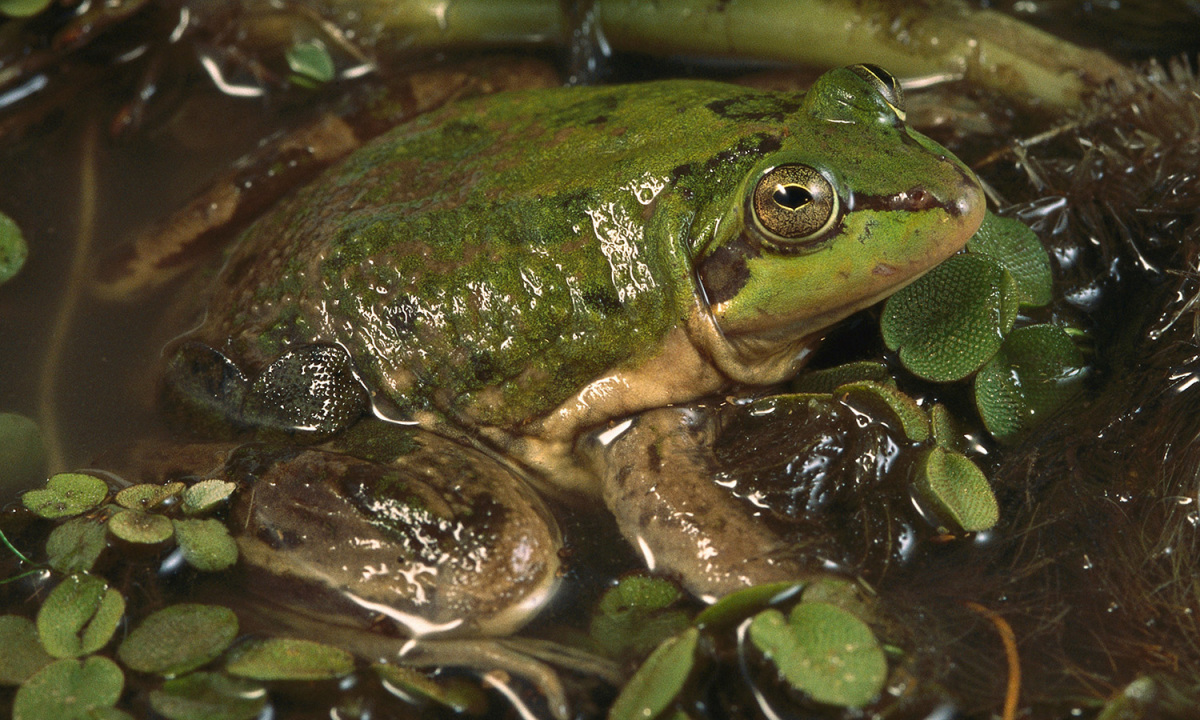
top-left (198, 80), bottom-right (795, 429)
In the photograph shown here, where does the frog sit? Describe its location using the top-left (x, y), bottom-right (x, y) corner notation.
top-left (163, 63), bottom-right (985, 647)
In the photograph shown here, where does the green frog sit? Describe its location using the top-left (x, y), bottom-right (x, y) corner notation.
top-left (166, 64), bottom-right (984, 641)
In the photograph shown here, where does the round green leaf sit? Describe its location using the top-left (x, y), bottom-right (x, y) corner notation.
top-left (118, 604), bottom-right (238, 676)
top-left (881, 254), bottom-right (1020, 382)
top-left (225, 638), bottom-right (354, 681)
top-left (46, 516), bottom-right (109, 574)
top-left (374, 664), bottom-right (486, 714)
top-left (286, 40), bottom-right (335, 87)
top-left (835, 380), bottom-right (930, 442)
top-left (108, 510), bottom-right (175, 545)
top-left (694, 581), bottom-right (803, 630)
top-left (149, 672), bottom-right (267, 720)
top-left (591, 575), bottom-right (690, 661)
top-left (0, 0), bottom-right (53, 18)
top-left (929, 403), bottom-right (967, 452)
top-left (792, 361), bottom-right (891, 394)
top-left (13, 656), bottom-right (124, 720)
top-left (181, 480), bottom-right (237, 516)
top-left (172, 518), bottom-right (238, 571)
top-left (967, 211), bottom-right (1053, 308)
top-left (913, 447), bottom-right (999, 533)
top-left (974, 324), bottom-right (1088, 444)
top-left (0, 616), bottom-right (54, 685)
top-left (36, 574), bottom-right (125, 658)
top-left (115, 482), bottom-right (185, 511)
top-left (22, 473), bottom-right (108, 520)
top-left (749, 603), bottom-right (887, 708)
top-left (609, 627), bottom-right (698, 720)
top-left (0, 413), bottom-right (46, 492)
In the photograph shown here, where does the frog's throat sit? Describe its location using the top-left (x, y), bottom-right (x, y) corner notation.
top-left (686, 297), bottom-right (818, 386)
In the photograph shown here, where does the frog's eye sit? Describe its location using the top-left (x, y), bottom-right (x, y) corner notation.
top-left (751, 164), bottom-right (838, 245)
top-left (849, 64), bottom-right (906, 121)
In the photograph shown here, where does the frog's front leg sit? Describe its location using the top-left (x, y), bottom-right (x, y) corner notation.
top-left (581, 405), bottom-right (826, 603)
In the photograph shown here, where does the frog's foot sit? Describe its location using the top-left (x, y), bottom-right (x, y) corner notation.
top-left (227, 433), bottom-right (562, 637)
top-left (581, 405), bottom-right (825, 603)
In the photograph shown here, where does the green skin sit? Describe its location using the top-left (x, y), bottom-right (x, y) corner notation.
top-left (190, 65), bottom-right (985, 495)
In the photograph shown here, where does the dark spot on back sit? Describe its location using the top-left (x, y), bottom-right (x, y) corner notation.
top-left (583, 286), bottom-right (623, 314)
top-left (706, 96), bottom-right (804, 122)
top-left (470, 351), bottom-right (496, 383)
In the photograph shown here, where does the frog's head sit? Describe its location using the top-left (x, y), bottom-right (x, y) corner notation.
top-left (695, 64), bottom-right (986, 382)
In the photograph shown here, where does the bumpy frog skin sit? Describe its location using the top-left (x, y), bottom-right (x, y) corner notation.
top-left (174, 65), bottom-right (984, 634)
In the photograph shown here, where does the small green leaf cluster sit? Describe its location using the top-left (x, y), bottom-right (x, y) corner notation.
top-left (286, 40), bottom-right (336, 89)
top-left (0, 0), bottom-right (50, 21)
top-left (610, 578), bottom-right (889, 720)
top-left (21, 473), bottom-right (238, 574)
top-left (882, 211), bottom-right (1088, 444)
top-left (790, 369), bottom-right (999, 534)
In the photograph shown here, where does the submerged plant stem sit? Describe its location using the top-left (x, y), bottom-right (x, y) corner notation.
top-left (36, 120), bottom-right (98, 473)
top-left (965, 601), bottom-right (1021, 720)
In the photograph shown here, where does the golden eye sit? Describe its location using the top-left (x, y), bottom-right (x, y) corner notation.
top-left (751, 164), bottom-right (838, 242)
top-left (849, 63), bottom-right (906, 121)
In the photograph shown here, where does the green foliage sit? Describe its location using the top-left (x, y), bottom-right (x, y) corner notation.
top-left (0, 413), bottom-right (45, 491)
top-left (0, 0), bottom-right (52, 18)
top-left (45, 516), bottom-right (109, 574)
top-left (108, 510), bottom-right (174, 544)
top-left (591, 575), bottom-right (691, 661)
top-left (118, 604), bottom-right (239, 676)
top-left (149, 673), bottom-right (267, 720)
top-left (608, 627), bottom-right (698, 720)
top-left (882, 253), bottom-right (1019, 382)
top-left (36, 574), bottom-right (125, 658)
top-left (171, 518), bottom-right (238, 571)
top-left (12, 656), bottom-right (125, 720)
top-left (22, 473), bottom-right (108, 519)
top-left (115, 482), bottom-right (185, 511)
top-left (694, 581), bottom-right (803, 630)
top-left (181, 479), bottom-right (236, 515)
top-left (225, 638), bottom-right (355, 681)
top-left (967, 212), bottom-right (1052, 307)
top-left (374, 664), bottom-right (487, 714)
top-left (0, 616), bottom-right (54, 684)
top-left (791, 360), bottom-right (890, 393)
top-left (835, 380), bottom-right (930, 442)
top-left (912, 447), bottom-right (1000, 532)
top-left (286, 40), bottom-right (336, 89)
top-left (748, 603), bottom-right (886, 707)
top-left (975, 324), bottom-right (1088, 443)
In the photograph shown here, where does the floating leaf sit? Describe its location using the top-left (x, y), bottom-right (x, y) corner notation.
top-left (881, 254), bottom-right (1019, 382)
top-left (974, 324), bottom-right (1088, 444)
top-left (749, 603), bottom-right (887, 708)
top-left (799, 577), bottom-right (874, 621)
top-left (609, 627), bottom-right (698, 720)
top-left (149, 672), bottom-right (267, 720)
top-left (181, 480), bottom-right (237, 516)
top-left (0, 0), bottom-right (53, 19)
top-left (46, 516), bottom-right (109, 574)
top-left (967, 212), bottom-right (1052, 308)
top-left (0, 413), bottom-right (46, 491)
top-left (374, 664), bottom-right (486, 714)
top-left (591, 575), bottom-right (690, 661)
top-left (115, 482), bottom-right (185, 511)
top-left (286, 39), bottom-right (335, 88)
top-left (694, 581), bottom-right (803, 630)
top-left (0, 616), bottom-right (54, 684)
top-left (929, 403), bottom-right (966, 452)
top-left (792, 361), bottom-right (891, 394)
top-left (225, 638), bottom-right (354, 681)
top-left (118, 604), bottom-right (238, 676)
top-left (835, 380), bottom-right (930, 442)
top-left (36, 574), bottom-right (125, 658)
top-left (12, 656), bottom-right (124, 720)
top-left (912, 447), bottom-right (999, 533)
top-left (172, 518), bottom-right (238, 571)
top-left (22, 473), bottom-right (107, 519)
top-left (109, 510), bottom-right (175, 545)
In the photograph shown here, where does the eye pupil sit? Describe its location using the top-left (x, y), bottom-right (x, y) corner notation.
top-left (773, 184), bottom-right (812, 211)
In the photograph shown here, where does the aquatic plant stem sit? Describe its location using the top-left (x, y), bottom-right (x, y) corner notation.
top-left (35, 120), bottom-right (98, 473)
top-left (965, 601), bottom-right (1021, 720)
